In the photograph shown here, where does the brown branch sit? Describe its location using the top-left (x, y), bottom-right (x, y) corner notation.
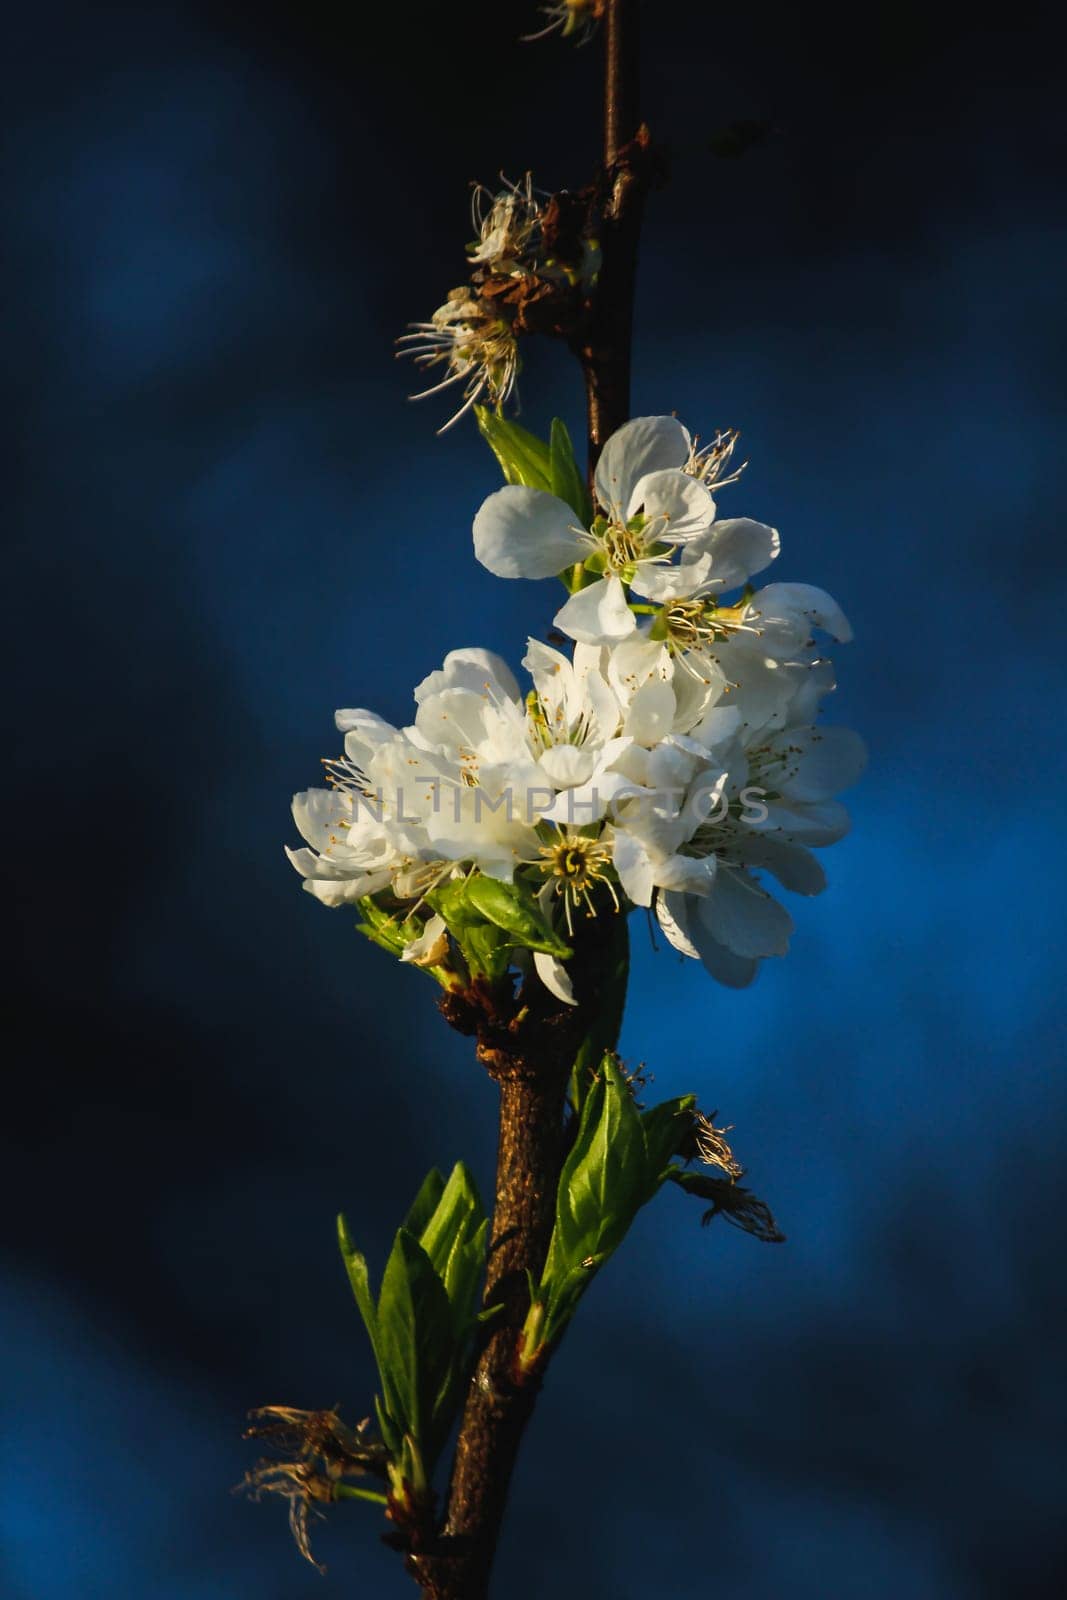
top-left (574, 0), bottom-right (650, 478)
top-left (410, 925), bottom-right (620, 1600)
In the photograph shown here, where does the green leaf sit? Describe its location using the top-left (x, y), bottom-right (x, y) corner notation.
top-left (525, 1062), bottom-right (700, 1366)
top-left (374, 1393), bottom-right (401, 1459)
top-left (402, 1168), bottom-right (447, 1242)
top-left (375, 1228), bottom-right (453, 1447)
top-left (475, 406), bottom-right (553, 490)
top-left (551, 1058), bottom-right (646, 1269)
top-left (334, 1484), bottom-right (390, 1507)
top-left (337, 1165), bottom-right (491, 1481)
top-left (549, 417), bottom-right (593, 523)
top-left (640, 1095), bottom-right (697, 1191)
top-left (419, 1163), bottom-right (480, 1287)
top-left (337, 1215), bottom-right (381, 1364)
top-left (465, 875), bottom-right (572, 958)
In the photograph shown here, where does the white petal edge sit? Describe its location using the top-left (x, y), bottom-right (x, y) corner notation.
top-left (473, 485), bottom-right (591, 579)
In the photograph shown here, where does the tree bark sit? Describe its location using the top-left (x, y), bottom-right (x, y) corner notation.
top-left (576, 0), bottom-right (648, 477)
top-left (407, 1055), bottom-right (570, 1600)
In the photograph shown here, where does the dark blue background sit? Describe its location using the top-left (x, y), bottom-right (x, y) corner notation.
top-left (5, 2), bottom-right (1066, 1595)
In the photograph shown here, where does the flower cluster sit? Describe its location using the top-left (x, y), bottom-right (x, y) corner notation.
top-left (398, 175), bottom-right (599, 431)
top-left (288, 415), bottom-right (863, 997)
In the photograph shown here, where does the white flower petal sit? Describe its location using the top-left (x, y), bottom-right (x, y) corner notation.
top-left (473, 485), bottom-right (591, 579)
top-left (703, 517), bottom-right (780, 591)
top-left (613, 830), bottom-right (656, 907)
top-left (728, 836), bottom-right (826, 895)
top-left (414, 648), bottom-right (519, 704)
top-left (291, 788), bottom-right (353, 851)
top-left (302, 875), bottom-right (375, 907)
top-left (400, 913), bottom-right (449, 965)
top-left (655, 852), bottom-right (718, 896)
top-left (685, 703), bottom-right (742, 751)
top-left (624, 677), bottom-right (676, 746)
top-left (538, 744), bottom-right (596, 789)
top-left (554, 574), bottom-right (635, 644)
top-left (768, 725), bottom-right (867, 801)
top-left (542, 769), bottom-right (634, 825)
top-left (630, 549), bottom-right (715, 602)
top-left (700, 866), bottom-right (794, 958)
top-left (334, 707), bottom-right (396, 742)
top-left (692, 928), bottom-right (760, 988)
top-left (627, 469), bottom-right (715, 543)
top-left (656, 890), bottom-right (700, 958)
top-left (533, 950), bottom-right (577, 1006)
top-left (750, 798), bottom-right (852, 847)
top-left (285, 845), bottom-right (320, 880)
top-left (594, 415), bottom-right (690, 515)
top-left (754, 582), bottom-right (853, 645)
top-left (605, 636), bottom-right (670, 705)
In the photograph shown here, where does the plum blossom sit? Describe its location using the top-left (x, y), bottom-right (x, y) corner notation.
top-left (651, 650), bottom-right (867, 987)
top-left (472, 415), bottom-right (779, 644)
top-left (290, 418), bottom-right (861, 993)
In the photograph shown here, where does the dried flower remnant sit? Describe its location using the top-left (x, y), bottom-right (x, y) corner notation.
top-left (399, 176), bottom-right (600, 429)
top-left (467, 174), bottom-right (545, 273)
top-left (522, 0), bottom-right (605, 46)
top-left (398, 289), bottom-right (521, 432)
top-left (243, 1407), bottom-right (389, 1569)
top-left (700, 1179), bottom-right (785, 1243)
top-left (693, 1110), bottom-right (744, 1179)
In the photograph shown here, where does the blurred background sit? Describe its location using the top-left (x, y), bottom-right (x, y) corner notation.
top-left (5, 2), bottom-right (1066, 1595)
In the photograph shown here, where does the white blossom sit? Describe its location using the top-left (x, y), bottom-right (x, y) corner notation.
top-left (652, 661), bottom-right (866, 986)
top-left (291, 417), bottom-right (861, 993)
top-left (472, 415), bottom-right (779, 644)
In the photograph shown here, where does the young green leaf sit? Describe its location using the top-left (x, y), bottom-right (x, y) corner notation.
top-left (474, 406), bottom-right (553, 490)
top-left (549, 417), bottom-right (593, 523)
top-left (375, 1228), bottom-right (454, 1449)
top-left (640, 1096), bottom-right (697, 1191)
top-left (523, 1060), bottom-right (701, 1369)
top-left (401, 1167), bottom-right (448, 1242)
top-left (337, 1216), bottom-right (382, 1365)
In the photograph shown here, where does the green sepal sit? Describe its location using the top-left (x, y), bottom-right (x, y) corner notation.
top-left (462, 920), bottom-right (512, 983)
top-left (465, 875), bottom-right (572, 959)
top-left (355, 896), bottom-right (417, 958)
